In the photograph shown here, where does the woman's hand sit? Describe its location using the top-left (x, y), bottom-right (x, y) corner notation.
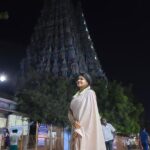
top-left (73, 131), bottom-right (78, 139)
top-left (73, 121), bottom-right (81, 129)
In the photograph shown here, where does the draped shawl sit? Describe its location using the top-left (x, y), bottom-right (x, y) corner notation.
top-left (68, 86), bottom-right (106, 150)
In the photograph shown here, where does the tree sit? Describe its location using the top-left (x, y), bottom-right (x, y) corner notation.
top-left (16, 72), bottom-right (76, 126)
top-left (0, 11), bottom-right (9, 20)
top-left (94, 80), bottom-right (144, 134)
top-left (16, 72), bottom-right (143, 133)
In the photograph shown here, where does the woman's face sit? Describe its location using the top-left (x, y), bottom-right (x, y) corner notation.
top-left (76, 75), bottom-right (89, 90)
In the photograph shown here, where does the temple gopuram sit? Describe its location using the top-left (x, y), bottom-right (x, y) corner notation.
top-left (21, 0), bottom-right (106, 79)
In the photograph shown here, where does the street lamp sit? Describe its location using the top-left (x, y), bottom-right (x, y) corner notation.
top-left (0, 74), bottom-right (7, 82)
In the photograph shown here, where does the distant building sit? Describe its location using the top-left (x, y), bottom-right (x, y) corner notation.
top-left (20, 0), bottom-right (106, 79)
top-left (0, 97), bottom-right (28, 136)
top-left (0, 97), bottom-right (17, 127)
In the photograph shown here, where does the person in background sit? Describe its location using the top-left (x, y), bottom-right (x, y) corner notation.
top-left (68, 72), bottom-right (106, 150)
top-left (139, 127), bottom-right (150, 150)
top-left (101, 118), bottom-right (116, 150)
top-left (124, 136), bottom-right (132, 150)
top-left (9, 129), bottom-right (20, 150)
top-left (4, 128), bottom-right (10, 149)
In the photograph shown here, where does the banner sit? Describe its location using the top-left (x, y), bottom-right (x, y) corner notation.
top-left (37, 124), bottom-right (48, 146)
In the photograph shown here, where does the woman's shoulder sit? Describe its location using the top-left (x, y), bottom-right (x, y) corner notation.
top-left (87, 89), bottom-right (96, 96)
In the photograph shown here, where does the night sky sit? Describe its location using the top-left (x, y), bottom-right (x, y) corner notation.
top-left (0, 0), bottom-right (150, 120)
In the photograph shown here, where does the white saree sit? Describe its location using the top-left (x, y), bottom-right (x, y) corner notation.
top-left (68, 86), bottom-right (106, 150)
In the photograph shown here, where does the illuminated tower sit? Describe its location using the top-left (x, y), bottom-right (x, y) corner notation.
top-left (21, 0), bottom-right (105, 78)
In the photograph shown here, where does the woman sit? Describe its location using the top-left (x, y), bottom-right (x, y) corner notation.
top-left (68, 73), bottom-right (106, 150)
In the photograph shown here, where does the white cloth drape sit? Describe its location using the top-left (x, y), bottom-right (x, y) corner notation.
top-left (68, 86), bottom-right (106, 150)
